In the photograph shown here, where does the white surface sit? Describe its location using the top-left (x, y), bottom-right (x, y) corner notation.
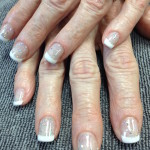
top-left (104, 38), bottom-right (114, 49)
top-left (38, 135), bottom-right (54, 142)
top-left (9, 51), bottom-right (22, 62)
top-left (44, 52), bottom-right (57, 64)
top-left (122, 135), bottom-right (140, 144)
top-left (13, 101), bottom-right (23, 106)
top-left (0, 34), bottom-right (9, 42)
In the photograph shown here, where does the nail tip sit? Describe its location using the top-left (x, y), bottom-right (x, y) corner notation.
top-left (44, 52), bottom-right (57, 64)
top-left (0, 34), bottom-right (9, 42)
top-left (9, 51), bottom-right (22, 62)
top-left (13, 101), bottom-right (23, 106)
top-left (104, 38), bottom-right (114, 49)
top-left (121, 135), bottom-right (140, 144)
top-left (38, 135), bottom-right (54, 142)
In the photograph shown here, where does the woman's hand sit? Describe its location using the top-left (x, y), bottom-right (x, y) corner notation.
top-left (12, 1), bottom-right (144, 149)
top-left (0, 0), bottom-right (112, 62)
top-left (0, 0), bottom-right (149, 64)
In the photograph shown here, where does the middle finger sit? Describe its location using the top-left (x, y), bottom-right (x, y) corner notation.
top-left (70, 27), bottom-right (103, 149)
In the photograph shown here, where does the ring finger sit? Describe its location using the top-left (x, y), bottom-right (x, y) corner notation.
top-left (35, 27), bottom-right (65, 142)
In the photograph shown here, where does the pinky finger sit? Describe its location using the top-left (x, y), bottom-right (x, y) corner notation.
top-left (13, 50), bottom-right (40, 106)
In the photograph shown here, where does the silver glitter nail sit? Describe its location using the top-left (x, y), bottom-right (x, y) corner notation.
top-left (44, 43), bottom-right (64, 64)
top-left (38, 117), bottom-right (55, 142)
top-left (0, 24), bottom-right (14, 42)
top-left (9, 42), bottom-right (28, 62)
top-left (78, 132), bottom-right (99, 150)
top-left (104, 32), bottom-right (119, 49)
top-left (121, 117), bottom-right (140, 143)
top-left (13, 89), bottom-right (24, 106)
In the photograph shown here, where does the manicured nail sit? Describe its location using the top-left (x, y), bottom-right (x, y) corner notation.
top-left (9, 42), bottom-right (28, 62)
top-left (121, 117), bottom-right (140, 144)
top-left (78, 132), bottom-right (99, 150)
top-left (13, 89), bottom-right (24, 106)
top-left (44, 43), bottom-right (64, 64)
top-left (0, 24), bottom-right (14, 42)
top-left (104, 32), bottom-right (119, 49)
top-left (38, 117), bottom-right (55, 142)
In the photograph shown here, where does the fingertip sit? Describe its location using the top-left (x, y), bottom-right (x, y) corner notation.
top-left (121, 135), bottom-right (140, 144)
top-left (0, 23), bottom-right (14, 42)
top-left (13, 101), bottom-right (23, 107)
top-left (44, 52), bottom-right (57, 64)
top-left (9, 42), bottom-right (28, 62)
top-left (38, 135), bottom-right (54, 143)
top-left (9, 51), bottom-right (22, 63)
top-left (0, 34), bottom-right (9, 42)
top-left (104, 38), bottom-right (114, 49)
top-left (37, 117), bottom-right (55, 143)
top-left (13, 79), bottom-right (35, 107)
top-left (77, 132), bottom-right (99, 150)
top-left (103, 32), bottom-right (119, 49)
top-left (120, 117), bottom-right (140, 144)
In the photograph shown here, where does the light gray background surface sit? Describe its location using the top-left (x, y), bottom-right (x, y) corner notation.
top-left (0, 0), bottom-right (150, 149)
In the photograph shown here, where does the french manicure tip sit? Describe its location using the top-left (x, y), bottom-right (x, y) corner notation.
top-left (122, 135), bottom-right (140, 144)
top-left (38, 135), bottom-right (54, 142)
top-left (104, 38), bottom-right (114, 49)
top-left (44, 52), bottom-right (57, 64)
top-left (0, 34), bottom-right (9, 42)
top-left (9, 51), bottom-right (22, 62)
top-left (13, 100), bottom-right (23, 106)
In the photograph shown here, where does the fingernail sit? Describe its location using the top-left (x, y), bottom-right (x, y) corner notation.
top-left (13, 89), bottom-right (24, 106)
top-left (38, 117), bottom-right (55, 142)
top-left (9, 42), bottom-right (28, 62)
top-left (78, 132), bottom-right (99, 150)
top-left (44, 43), bottom-right (64, 64)
top-left (0, 24), bottom-right (14, 42)
top-left (104, 32), bottom-right (119, 49)
top-left (121, 117), bottom-right (140, 144)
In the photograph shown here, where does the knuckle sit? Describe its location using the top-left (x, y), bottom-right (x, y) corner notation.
top-left (70, 57), bottom-right (100, 82)
top-left (83, 0), bottom-right (111, 16)
top-left (112, 95), bottom-right (141, 110)
top-left (104, 49), bottom-right (138, 73)
top-left (28, 20), bottom-right (46, 41)
top-left (42, 0), bottom-right (67, 10)
top-left (39, 59), bottom-right (65, 78)
top-left (123, 14), bottom-right (135, 30)
top-left (128, 0), bottom-right (148, 12)
top-left (73, 101), bottom-right (100, 121)
top-left (15, 70), bottom-right (33, 83)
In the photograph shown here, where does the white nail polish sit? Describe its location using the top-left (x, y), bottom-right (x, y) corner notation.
top-left (44, 43), bottom-right (64, 64)
top-left (104, 32), bottom-right (119, 49)
top-left (78, 132), bottom-right (99, 150)
top-left (13, 89), bottom-right (24, 106)
top-left (9, 42), bottom-right (28, 62)
top-left (0, 24), bottom-right (14, 42)
top-left (38, 117), bottom-right (55, 142)
top-left (121, 117), bottom-right (140, 144)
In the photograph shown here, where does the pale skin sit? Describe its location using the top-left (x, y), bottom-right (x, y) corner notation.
top-left (0, 0), bottom-right (149, 64)
top-left (11, 1), bottom-right (150, 149)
